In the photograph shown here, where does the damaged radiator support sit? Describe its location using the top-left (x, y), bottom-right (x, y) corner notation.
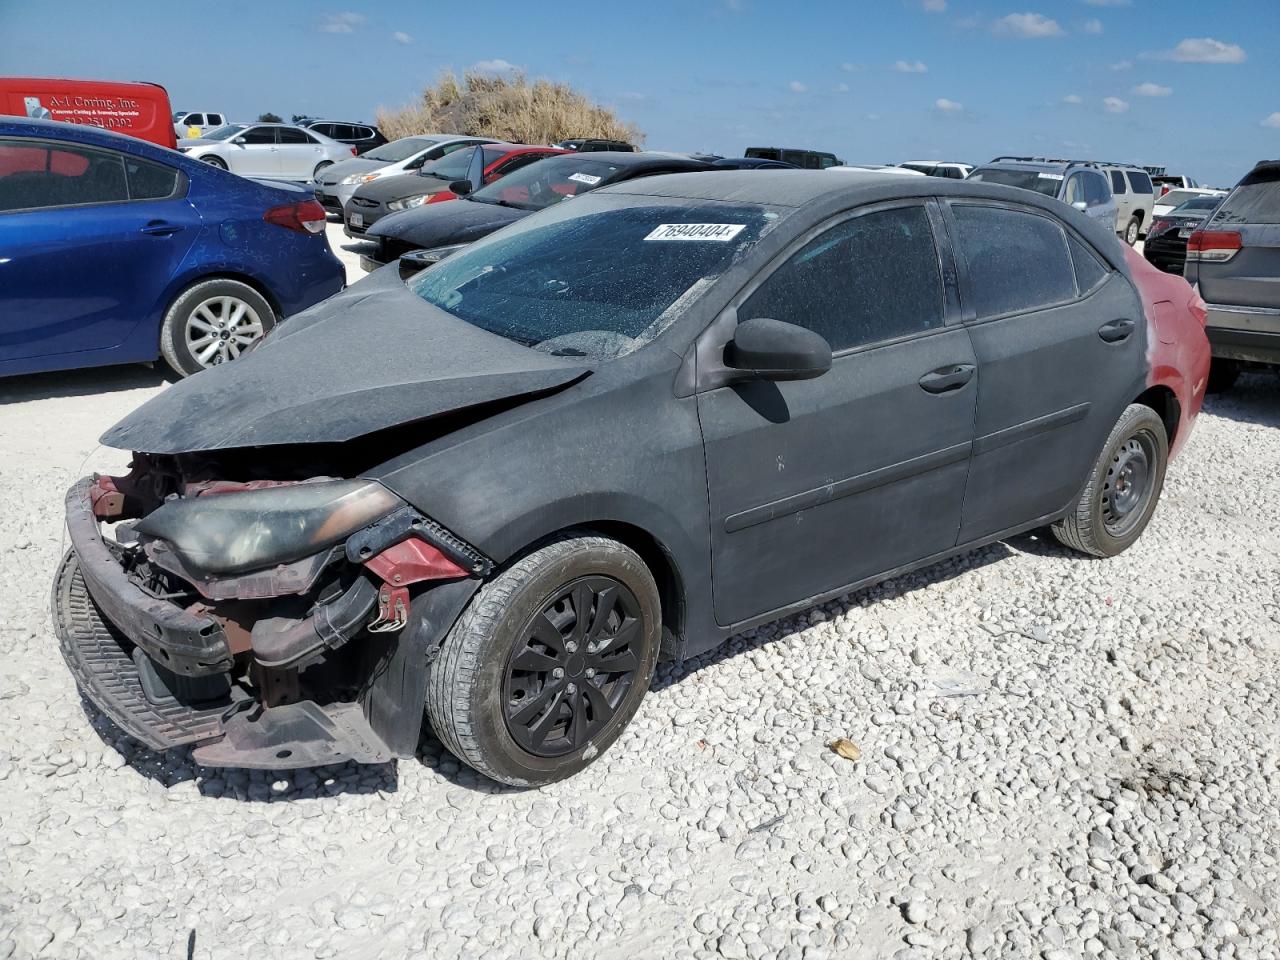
top-left (250, 576), bottom-right (380, 670)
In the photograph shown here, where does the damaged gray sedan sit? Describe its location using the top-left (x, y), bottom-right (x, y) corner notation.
top-left (55, 171), bottom-right (1177, 785)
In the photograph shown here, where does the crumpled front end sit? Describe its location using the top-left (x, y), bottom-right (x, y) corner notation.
top-left (53, 456), bottom-right (489, 769)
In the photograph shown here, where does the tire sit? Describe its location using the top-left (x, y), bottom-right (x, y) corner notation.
top-left (1052, 403), bottom-right (1169, 558)
top-left (313, 161), bottom-right (333, 181)
top-left (159, 278), bottom-right (276, 377)
top-left (1206, 360), bottom-right (1241, 394)
top-left (200, 155), bottom-right (227, 170)
top-left (426, 533), bottom-right (661, 787)
top-left (1124, 216), bottom-right (1141, 246)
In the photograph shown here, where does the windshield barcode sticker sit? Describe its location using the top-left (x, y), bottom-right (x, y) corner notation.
top-left (644, 223), bottom-right (746, 242)
top-left (568, 172), bottom-right (602, 185)
top-left (1038, 172), bottom-right (1065, 181)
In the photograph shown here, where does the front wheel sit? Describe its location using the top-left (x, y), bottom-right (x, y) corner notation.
top-left (159, 278), bottom-right (276, 377)
top-left (200, 155), bottom-right (227, 170)
top-left (1053, 404), bottom-right (1168, 557)
top-left (426, 534), bottom-right (661, 787)
top-left (313, 161), bottom-right (333, 181)
top-left (1124, 216), bottom-right (1141, 246)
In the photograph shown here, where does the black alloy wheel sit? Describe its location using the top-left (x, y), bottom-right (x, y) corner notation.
top-left (503, 577), bottom-right (643, 757)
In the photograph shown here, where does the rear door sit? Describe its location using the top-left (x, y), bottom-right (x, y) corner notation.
top-left (1190, 166), bottom-right (1280, 315)
top-left (276, 126), bottom-right (326, 179)
top-left (945, 200), bottom-right (1144, 541)
top-left (0, 138), bottom-right (198, 364)
top-left (698, 201), bottom-right (978, 625)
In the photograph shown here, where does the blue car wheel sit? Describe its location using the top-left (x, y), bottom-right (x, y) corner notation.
top-left (159, 278), bottom-right (276, 377)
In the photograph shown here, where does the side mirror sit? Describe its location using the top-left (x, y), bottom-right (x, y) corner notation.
top-left (231, 136), bottom-right (247, 146)
top-left (1072, 200), bottom-right (1087, 212)
top-left (449, 179), bottom-right (473, 196)
top-left (725, 317), bottom-right (831, 381)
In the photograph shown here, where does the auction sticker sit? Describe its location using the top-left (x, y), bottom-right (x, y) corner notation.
top-left (568, 172), bottom-right (602, 185)
top-left (1037, 172), bottom-right (1065, 181)
top-left (644, 223), bottom-right (746, 242)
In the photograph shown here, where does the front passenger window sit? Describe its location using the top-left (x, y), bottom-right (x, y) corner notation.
top-left (740, 205), bottom-right (944, 351)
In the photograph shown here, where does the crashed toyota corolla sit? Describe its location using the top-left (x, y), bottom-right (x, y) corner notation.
top-left (54, 171), bottom-right (1209, 786)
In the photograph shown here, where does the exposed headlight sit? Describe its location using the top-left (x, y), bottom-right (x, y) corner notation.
top-left (133, 480), bottom-right (402, 576)
top-left (387, 193), bottom-right (430, 212)
top-left (341, 172), bottom-right (380, 186)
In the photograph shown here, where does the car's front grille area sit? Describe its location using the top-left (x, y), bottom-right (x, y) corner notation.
top-left (349, 197), bottom-right (379, 209)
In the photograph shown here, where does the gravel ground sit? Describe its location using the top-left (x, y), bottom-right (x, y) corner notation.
top-left (1, 307), bottom-right (1278, 958)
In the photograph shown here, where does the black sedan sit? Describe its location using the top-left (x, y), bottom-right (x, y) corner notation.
top-left (55, 172), bottom-right (1188, 786)
top-left (1143, 194), bottom-right (1224, 273)
top-left (360, 151), bottom-right (711, 272)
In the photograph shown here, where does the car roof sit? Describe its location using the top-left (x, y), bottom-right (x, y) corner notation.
top-left (542, 151), bottom-right (709, 171)
top-left (0, 115), bottom-right (166, 154)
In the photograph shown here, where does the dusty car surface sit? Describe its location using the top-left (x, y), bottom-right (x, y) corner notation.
top-left (55, 171), bottom-right (1208, 786)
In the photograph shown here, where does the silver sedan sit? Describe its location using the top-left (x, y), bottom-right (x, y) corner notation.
top-left (177, 123), bottom-right (354, 181)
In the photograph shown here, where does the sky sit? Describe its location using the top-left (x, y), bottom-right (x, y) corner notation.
top-left (2, 0), bottom-right (1277, 187)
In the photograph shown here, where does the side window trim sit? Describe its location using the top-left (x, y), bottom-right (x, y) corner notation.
top-left (941, 198), bottom-right (1085, 325)
top-left (721, 199), bottom-right (953, 360)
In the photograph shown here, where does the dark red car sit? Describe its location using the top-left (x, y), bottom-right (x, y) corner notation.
top-left (344, 144), bottom-right (566, 237)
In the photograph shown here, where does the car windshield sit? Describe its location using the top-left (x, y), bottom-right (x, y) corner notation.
top-left (419, 147), bottom-right (478, 181)
top-left (201, 124), bottom-right (246, 141)
top-left (468, 157), bottom-right (622, 212)
top-left (1172, 196), bottom-right (1221, 214)
top-left (1159, 190), bottom-right (1203, 208)
top-left (967, 167), bottom-right (1063, 198)
top-left (900, 163), bottom-right (935, 175)
top-left (365, 137), bottom-right (441, 163)
top-left (408, 197), bottom-right (783, 360)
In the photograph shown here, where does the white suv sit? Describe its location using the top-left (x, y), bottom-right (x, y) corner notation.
top-left (173, 111), bottom-right (226, 138)
top-left (899, 160), bottom-right (973, 179)
top-left (1099, 164), bottom-right (1156, 245)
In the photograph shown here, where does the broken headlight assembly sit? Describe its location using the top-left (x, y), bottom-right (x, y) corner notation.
top-left (133, 479), bottom-right (402, 576)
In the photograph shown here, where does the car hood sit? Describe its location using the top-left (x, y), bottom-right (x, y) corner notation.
top-left (315, 157), bottom-right (385, 186)
top-left (100, 269), bottom-right (589, 454)
top-left (354, 171), bottom-right (456, 203)
top-left (366, 198), bottom-right (527, 249)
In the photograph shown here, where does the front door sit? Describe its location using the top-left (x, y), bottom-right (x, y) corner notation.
top-left (944, 200), bottom-right (1146, 543)
top-left (227, 126), bottom-right (279, 177)
top-left (698, 202), bottom-right (978, 626)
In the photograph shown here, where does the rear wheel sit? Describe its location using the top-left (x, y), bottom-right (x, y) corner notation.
top-left (200, 155), bottom-right (227, 170)
top-left (1124, 216), bottom-right (1141, 246)
top-left (159, 278), bottom-right (275, 377)
top-left (426, 534), bottom-right (660, 787)
top-left (1053, 404), bottom-right (1168, 557)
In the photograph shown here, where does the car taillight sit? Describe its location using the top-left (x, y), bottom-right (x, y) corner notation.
top-left (1188, 287), bottom-right (1208, 326)
top-left (263, 199), bottom-right (327, 235)
top-left (1159, 185), bottom-right (1171, 197)
top-left (1185, 229), bottom-right (1241, 263)
top-left (1150, 218), bottom-right (1171, 234)
top-left (350, 146), bottom-right (357, 156)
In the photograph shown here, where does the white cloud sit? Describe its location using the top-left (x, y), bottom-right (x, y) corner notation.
top-left (841, 62), bottom-right (865, 72)
top-left (833, 82), bottom-right (850, 93)
top-left (893, 60), bottom-right (928, 73)
top-left (1103, 96), bottom-right (1129, 113)
top-left (1262, 113), bottom-right (1280, 129)
top-left (993, 13), bottom-right (1064, 38)
top-left (470, 58), bottom-right (520, 73)
top-left (922, 0), bottom-right (947, 11)
top-left (935, 98), bottom-right (964, 112)
top-left (1132, 81), bottom-right (1172, 97)
top-left (1062, 93), bottom-right (1083, 104)
top-left (1083, 18), bottom-right (1103, 34)
top-left (1110, 59), bottom-right (1133, 71)
top-left (319, 12), bottom-right (364, 33)
top-left (787, 80), bottom-right (808, 93)
top-left (392, 31), bottom-right (412, 45)
top-left (1155, 37), bottom-right (1246, 63)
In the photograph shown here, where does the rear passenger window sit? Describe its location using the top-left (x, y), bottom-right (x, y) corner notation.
top-left (278, 127), bottom-right (312, 144)
top-left (1068, 234), bottom-right (1108, 295)
top-left (952, 205), bottom-right (1076, 318)
top-left (207, 114), bottom-right (224, 126)
top-left (126, 157), bottom-right (183, 200)
top-left (1126, 171), bottom-right (1152, 194)
top-left (0, 140), bottom-right (127, 211)
top-left (741, 205), bottom-right (943, 351)
top-left (240, 127), bottom-right (276, 144)
top-left (1110, 170), bottom-right (1127, 194)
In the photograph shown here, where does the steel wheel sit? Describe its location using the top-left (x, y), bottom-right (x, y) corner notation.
top-left (1101, 430), bottom-right (1157, 537)
top-left (502, 576), bottom-right (644, 758)
top-left (185, 295), bottom-right (265, 368)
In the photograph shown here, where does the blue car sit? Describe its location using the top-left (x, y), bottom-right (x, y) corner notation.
top-left (0, 118), bottom-right (345, 378)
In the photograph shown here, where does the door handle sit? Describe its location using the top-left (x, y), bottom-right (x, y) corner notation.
top-left (918, 363), bottom-right (975, 394)
top-left (1098, 318), bottom-right (1135, 343)
top-left (140, 220), bottom-right (183, 237)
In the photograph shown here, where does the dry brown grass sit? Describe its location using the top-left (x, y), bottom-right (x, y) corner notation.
top-left (375, 71), bottom-right (644, 146)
